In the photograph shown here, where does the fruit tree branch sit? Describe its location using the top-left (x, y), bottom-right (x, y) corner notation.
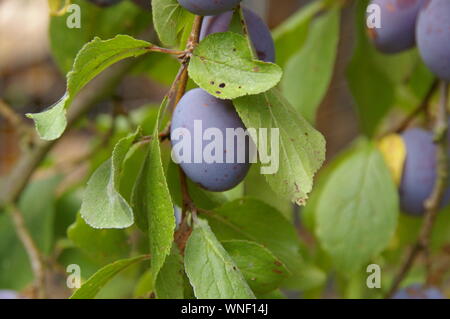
top-left (7, 204), bottom-right (46, 298)
top-left (387, 81), bottom-right (449, 298)
top-left (393, 79), bottom-right (439, 134)
top-left (172, 15), bottom-right (204, 253)
top-left (0, 61), bottom-right (134, 206)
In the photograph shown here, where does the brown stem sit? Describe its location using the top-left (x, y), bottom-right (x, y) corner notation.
top-left (172, 16), bottom-right (204, 253)
top-left (147, 45), bottom-right (186, 57)
top-left (387, 81), bottom-right (449, 298)
top-left (7, 204), bottom-right (46, 298)
top-left (187, 15), bottom-right (204, 51)
top-left (0, 99), bottom-right (32, 140)
top-left (393, 79), bottom-right (439, 134)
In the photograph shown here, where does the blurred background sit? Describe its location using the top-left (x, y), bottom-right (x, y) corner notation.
top-left (0, 0), bottom-right (358, 178)
top-left (2, 0), bottom-right (417, 299)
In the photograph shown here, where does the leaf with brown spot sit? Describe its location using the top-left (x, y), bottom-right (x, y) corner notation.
top-left (189, 32), bottom-right (282, 99)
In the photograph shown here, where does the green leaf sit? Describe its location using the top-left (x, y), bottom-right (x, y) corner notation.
top-left (234, 89), bottom-right (326, 205)
top-left (70, 255), bottom-right (149, 299)
top-left (49, 0), bottom-right (152, 73)
top-left (346, 0), bottom-right (395, 136)
top-left (244, 165), bottom-right (292, 220)
top-left (0, 177), bottom-right (60, 290)
top-left (155, 245), bottom-right (184, 299)
top-left (152, 0), bottom-right (194, 47)
top-left (315, 141), bottom-right (398, 275)
top-left (302, 142), bottom-right (361, 231)
top-left (282, 8), bottom-right (340, 122)
top-left (281, 262), bottom-right (326, 292)
top-left (184, 218), bottom-right (255, 299)
top-left (133, 269), bottom-right (154, 298)
top-left (80, 129), bottom-right (140, 229)
top-left (203, 198), bottom-right (302, 273)
top-left (27, 35), bottom-right (151, 140)
top-left (273, 0), bottom-right (325, 68)
top-left (257, 289), bottom-right (285, 299)
top-left (189, 32), bottom-right (283, 99)
top-left (67, 213), bottom-right (130, 262)
top-left (222, 240), bottom-right (289, 294)
top-left (132, 98), bottom-right (175, 284)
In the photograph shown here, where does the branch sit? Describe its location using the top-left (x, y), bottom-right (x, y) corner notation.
top-left (0, 99), bottom-right (32, 140)
top-left (7, 204), bottom-right (46, 298)
top-left (387, 81), bottom-right (449, 298)
top-left (393, 79), bottom-right (439, 134)
top-left (172, 15), bottom-right (204, 253)
top-left (0, 61), bottom-right (134, 206)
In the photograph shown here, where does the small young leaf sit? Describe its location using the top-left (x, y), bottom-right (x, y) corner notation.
top-left (80, 130), bottom-right (140, 229)
top-left (189, 32), bottom-right (282, 99)
top-left (222, 240), bottom-right (289, 294)
top-left (155, 245), bottom-right (184, 299)
top-left (27, 35), bottom-right (151, 140)
top-left (132, 98), bottom-right (175, 285)
top-left (152, 0), bottom-right (194, 47)
top-left (184, 218), bottom-right (255, 299)
top-left (282, 8), bottom-right (340, 122)
top-left (315, 141), bottom-right (398, 275)
top-left (70, 255), bottom-right (149, 299)
top-left (234, 89), bottom-right (326, 206)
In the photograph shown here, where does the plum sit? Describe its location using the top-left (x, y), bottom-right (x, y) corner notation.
top-left (416, 0), bottom-right (450, 81)
top-left (200, 7), bottom-right (275, 63)
top-left (399, 128), bottom-right (450, 216)
top-left (367, 0), bottom-right (424, 53)
top-left (170, 88), bottom-right (252, 192)
top-left (392, 284), bottom-right (445, 299)
top-left (87, 0), bottom-right (122, 7)
top-left (178, 0), bottom-right (242, 16)
top-left (0, 290), bottom-right (21, 299)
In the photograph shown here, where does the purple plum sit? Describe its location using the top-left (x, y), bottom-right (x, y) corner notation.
top-left (178, 0), bottom-right (242, 16)
top-left (416, 0), bottom-right (450, 81)
top-left (200, 7), bottom-right (275, 62)
top-left (367, 0), bottom-right (425, 53)
top-left (399, 128), bottom-right (450, 216)
top-left (392, 284), bottom-right (445, 299)
top-left (170, 88), bottom-right (251, 192)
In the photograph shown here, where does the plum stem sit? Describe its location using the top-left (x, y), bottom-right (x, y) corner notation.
top-left (387, 81), bottom-right (449, 298)
top-left (147, 45), bottom-right (186, 57)
top-left (172, 15), bottom-right (204, 254)
top-left (392, 79), bottom-right (439, 134)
